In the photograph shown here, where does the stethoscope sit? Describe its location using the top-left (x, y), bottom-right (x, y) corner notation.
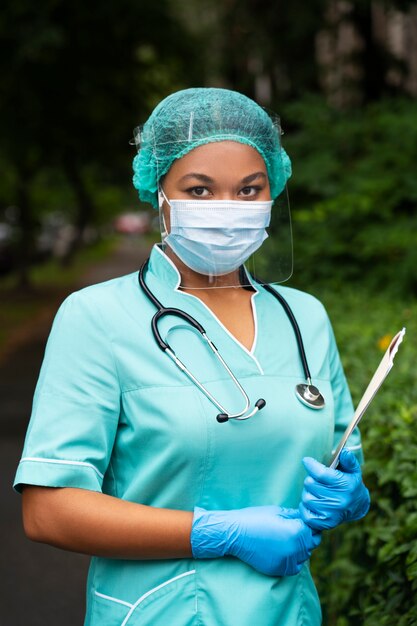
top-left (138, 259), bottom-right (325, 423)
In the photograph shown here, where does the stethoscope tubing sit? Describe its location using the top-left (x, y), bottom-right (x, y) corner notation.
top-left (259, 282), bottom-right (312, 385)
top-left (138, 258), bottom-right (324, 419)
top-left (139, 259), bottom-right (252, 419)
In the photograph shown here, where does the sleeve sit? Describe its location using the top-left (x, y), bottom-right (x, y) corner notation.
top-left (13, 290), bottom-right (121, 493)
top-left (326, 315), bottom-right (364, 464)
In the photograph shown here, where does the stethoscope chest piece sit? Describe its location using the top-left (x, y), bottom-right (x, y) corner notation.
top-left (295, 383), bottom-right (325, 410)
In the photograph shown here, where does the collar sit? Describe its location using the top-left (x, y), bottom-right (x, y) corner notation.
top-left (147, 244), bottom-right (182, 290)
top-left (143, 244), bottom-right (263, 370)
top-left (146, 243), bottom-right (259, 293)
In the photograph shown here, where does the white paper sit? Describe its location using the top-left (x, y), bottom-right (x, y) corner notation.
top-left (329, 327), bottom-right (406, 469)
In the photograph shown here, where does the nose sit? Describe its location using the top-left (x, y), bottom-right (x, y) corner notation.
top-left (217, 193), bottom-right (236, 201)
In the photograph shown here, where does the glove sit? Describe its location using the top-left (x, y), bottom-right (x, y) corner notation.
top-left (299, 449), bottom-right (370, 531)
top-left (191, 505), bottom-right (321, 577)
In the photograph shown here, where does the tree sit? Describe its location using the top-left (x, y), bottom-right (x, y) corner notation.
top-left (0, 0), bottom-right (200, 282)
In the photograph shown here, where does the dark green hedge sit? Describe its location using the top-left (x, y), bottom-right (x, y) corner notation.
top-left (308, 288), bottom-right (417, 625)
top-left (270, 96), bottom-right (417, 297)
top-left (264, 96), bottom-right (417, 623)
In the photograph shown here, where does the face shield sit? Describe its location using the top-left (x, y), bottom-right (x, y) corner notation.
top-left (131, 109), bottom-right (293, 290)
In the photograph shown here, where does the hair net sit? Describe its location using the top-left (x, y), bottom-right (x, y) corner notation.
top-left (132, 87), bottom-right (292, 208)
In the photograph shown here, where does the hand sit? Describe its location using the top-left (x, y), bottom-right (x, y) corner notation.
top-left (191, 505), bottom-right (321, 577)
top-left (299, 449), bottom-right (370, 531)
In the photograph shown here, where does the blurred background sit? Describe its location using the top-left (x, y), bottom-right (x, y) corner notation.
top-left (1, 1), bottom-right (416, 624)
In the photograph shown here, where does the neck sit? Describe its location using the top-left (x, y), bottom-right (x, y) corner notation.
top-left (164, 245), bottom-right (242, 292)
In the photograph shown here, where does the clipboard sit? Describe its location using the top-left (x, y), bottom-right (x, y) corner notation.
top-left (328, 327), bottom-right (406, 469)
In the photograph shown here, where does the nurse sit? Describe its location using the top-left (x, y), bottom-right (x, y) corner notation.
top-left (15, 88), bottom-right (370, 626)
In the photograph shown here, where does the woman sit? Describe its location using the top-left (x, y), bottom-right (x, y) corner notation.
top-left (15, 87), bottom-right (369, 626)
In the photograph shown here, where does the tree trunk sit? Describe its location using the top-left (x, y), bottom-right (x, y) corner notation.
top-left (15, 173), bottom-right (35, 289)
top-left (63, 152), bottom-right (96, 263)
top-left (350, 1), bottom-right (389, 102)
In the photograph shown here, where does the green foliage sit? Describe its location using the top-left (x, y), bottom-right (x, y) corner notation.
top-left (273, 95), bottom-right (417, 296)
top-left (307, 286), bottom-right (417, 625)
top-left (276, 97), bottom-right (417, 625)
top-left (0, 0), bottom-right (201, 281)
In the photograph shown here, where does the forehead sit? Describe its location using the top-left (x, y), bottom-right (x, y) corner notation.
top-left (167, 141), bottom-right (267, 178)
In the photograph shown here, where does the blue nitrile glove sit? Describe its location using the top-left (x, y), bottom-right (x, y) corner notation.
top-left (299, 449), bottom-right (370, 531)
top-left (191, 505), bottom-right (321, 577)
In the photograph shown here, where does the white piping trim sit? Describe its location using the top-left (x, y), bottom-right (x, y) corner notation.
top-left (179, 289), bottom-right (264, 374)
top-left (120, 570), bottom-right (196, 626)
top-left (249, 289), bottom-right (260, 356)
top-left (153, 244), bottom-right (182, 289)
top-left (19, 457), bottom-right (104, 479)
top-left (331, 443), bottom-right (362, 454)
top-left (152, 245), bottom-right (264, 373)
top-left (94, 591), bottom-right (133, 608)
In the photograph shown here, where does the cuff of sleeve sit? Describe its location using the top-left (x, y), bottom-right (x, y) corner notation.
top-left (330, 444), bottom-right (364, 466)
top-left (347, 445), bottom-right (364, 466)
top-left (13, 457), bottom-right (103, 494)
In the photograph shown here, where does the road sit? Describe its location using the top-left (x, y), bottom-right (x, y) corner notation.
top-left (0, 237), bottom-right (151, 626)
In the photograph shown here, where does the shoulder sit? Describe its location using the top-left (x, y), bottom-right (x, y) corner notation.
top-left (261, 283), bottom-right (335, 352)
top-left (72, 271), bottom-right (138, 303)
top-left (53, 272), bottom-right (140, 334)
top-left (265, 283), bottom-right (328, 320)
top-left (60, 272), bottom-right (138, 311)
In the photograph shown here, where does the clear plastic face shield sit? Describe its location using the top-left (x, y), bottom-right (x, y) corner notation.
top-left (131, 112), bottom-right (292, 289)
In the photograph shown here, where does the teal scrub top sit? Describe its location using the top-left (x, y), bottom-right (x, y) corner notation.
top-left (14, 244), bottom-right (362, 626)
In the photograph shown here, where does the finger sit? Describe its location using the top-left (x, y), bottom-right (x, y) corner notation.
top-left (290, 562), bottom-right (303, 576)
top-left (304, 522), bottom-right (321, 554)
top-left (299, 499), bottom-right (328, 520)
top-left (302, 524), bottom-right (322, 550)
top-left (302, 487), bottom-right (346, 515)
top-left (276, 507), bottom-right (301, 520)
top-left (299, 502), bottom-right (330, 531)
top-left (338, 449), bottom-right (361, 474)
top-left (302, 477), bottom-right (339, 498)
top-left (302, 457), bottom-right (344, 485)
top-left (296, 539), bottom-right (318, 564)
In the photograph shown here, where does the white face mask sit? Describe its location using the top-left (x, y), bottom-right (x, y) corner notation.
top-left (160, 190), bottom-right (272, 276)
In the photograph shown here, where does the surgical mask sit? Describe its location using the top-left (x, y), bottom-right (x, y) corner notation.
top-left (159, 190), bottom-right (272, 276)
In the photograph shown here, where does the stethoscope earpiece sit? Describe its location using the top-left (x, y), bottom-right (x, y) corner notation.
top-left (216, 398), bottom-right (266, 423)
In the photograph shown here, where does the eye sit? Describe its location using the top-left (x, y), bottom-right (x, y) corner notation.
top-left (187, 186), bottom-right (211, 198)
top-left (239, 186), bottom-right (262, 198)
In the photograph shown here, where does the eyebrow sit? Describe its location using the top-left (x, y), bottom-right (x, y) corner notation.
top-left (178, 171), bottom-right (267, 184)
top-left (179, 173), bottom-right (214, 184)
top-left (241, 172), bottom-right (267, 184)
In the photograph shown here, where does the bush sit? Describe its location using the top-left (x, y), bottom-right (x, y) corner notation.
top-left (308, 286), bottom-right (417, 625)
top-left (263, 95), bottom-right (417, 622)
top-left (269, 96), bottom-right (417, 296)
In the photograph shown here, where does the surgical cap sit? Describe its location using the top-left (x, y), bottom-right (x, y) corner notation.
top-left (132, 87), bottom-right (292, 208)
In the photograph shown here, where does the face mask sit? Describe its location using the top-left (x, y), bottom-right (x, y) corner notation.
top-left (160, 190), bottom-right (272, 276)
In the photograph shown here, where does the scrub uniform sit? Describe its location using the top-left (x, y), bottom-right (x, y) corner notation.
top-left (14, 244), bottom-right (362, 626)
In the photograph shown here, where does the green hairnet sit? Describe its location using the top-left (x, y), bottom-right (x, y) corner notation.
top-left (132, 87), bottom-right (291, 208)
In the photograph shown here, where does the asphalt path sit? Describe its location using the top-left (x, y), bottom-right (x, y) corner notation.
top-left (0, 236), bottom-right (151, 625)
